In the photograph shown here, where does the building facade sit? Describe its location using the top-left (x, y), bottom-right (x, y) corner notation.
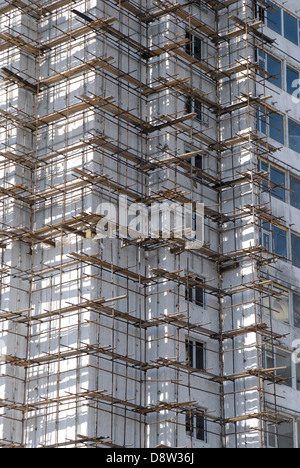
top-left (0, 0), bottom-right (299, 448)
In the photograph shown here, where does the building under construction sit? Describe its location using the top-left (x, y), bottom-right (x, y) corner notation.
top-left (0, 0), bottom-right (300, 449)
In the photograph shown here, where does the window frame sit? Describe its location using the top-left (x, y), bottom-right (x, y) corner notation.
top-left (289, 173), bottom-right (300, 210)
top-left (186, 96), bottom-right (209, 125)
top-left (266, 1), bottom-right (300, 47)
top-left (267, 414), bottom-right (294, 448)
top-left (291, 231), bottom-right (300, 268)
top-left (283, 10), bottom-right (299, 45)
top-left (256, 107), bottom-right (285, 145)
top-left (263, 284), bottom-right (290, 324)
top-left (185, 276), bottom-right (205, 307)
top-left (286, 64), bottom-right (300, 96)
top-left (186, 410), bottom-right (207, 442)
top-left (288, 117), bottom-right (300, 154)
top-left (259, 158), bottom-right (286, 202)
top-left (185, 152), bottom-right (203, 171)
top-left (256, 48), bottom-right (282, 88)
top-left (264, 345), bottom-right (292, 388)
top-left (266, 0), bottom-right (282, 35)
top-left (185, 337), bottom-right (205, 370)
top-left (185, 31), bottom-right (202, 61)
top-left (260, 220), bottom-right (288, 259)
top-left (254, 0), bottom-right (266, 23)
top-left (293, 292), bottom-right (300, 328)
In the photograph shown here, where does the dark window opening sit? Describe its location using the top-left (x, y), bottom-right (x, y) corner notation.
top-left (185, 339), bottom-right (204, 370)
top-left (185, 277), bottom-right (204, 306)
top-left (186, 411), bottom-right (206, 442)
top-left (185, 32), bottom-right (202, 61)
top-left (186, 97), bottom-right (202, 122)
top-left (253, 0), bottom-right (266, 22)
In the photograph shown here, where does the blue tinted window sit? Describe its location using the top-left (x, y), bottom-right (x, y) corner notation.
top-left (290, 175), bottom-right (300, 210)
top-left (267, 54), bottom-right (282, 88)
top-left (288, 119), bottom-right (300, 153)
top-left (266, 1), bottom-right (282, 34)
top-left (274, 226), bottom-right (287, 258)
top-left (287, 66), bottom-right (299, 95)
top-left (259, 160), bottom-right (268, 173)
top-left (270, 166), bottom-right (286, 201)
top-left (284, 11), bottom-right (298, 45)
top-left (292, 233), bottom-right (300, 268)
top-left (262, 222), bottom-right (287, 258)
top-left (269, 112), bottom-right (284, 144)
top-left (259, 161), bottom-right (286, 201)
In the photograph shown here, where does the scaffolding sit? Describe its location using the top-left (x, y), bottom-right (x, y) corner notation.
top-left (0, 0), bottom-right (297, 448)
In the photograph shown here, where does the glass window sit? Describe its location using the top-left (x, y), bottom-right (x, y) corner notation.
top-left (267, 54), bottom-right (282, 88)
top-left (264, 346), bottom-right (292, 387)
top-left (284, 11), bottom-right (298, 45)
top-left (267, 422), bottom-right (277, 448)
top-left (292, 232), bottom-right (300, 268)
top-left (257, 107), bottom-right (267, 134)
top-left (186, 32), bottom-right (201, 61)
top-left (278, 422), bottom-right (293, 448)
top-left (256, 109), bottom-right (284, 145)
top-left (290, 175), bottom-right (300, 210)
top-left (195, 341), bottom-right (204, 370)
top-left (261, 222), bottom-right (287, 258)
top-left (187, 154), bottom-right (203, 170)
top-left (259, 160), bottom-right (286, 201)
top-left (287, 66), bottom-right (299, 96)
top-left (288, 119), bottom-right (300, 153)
top-left (297, 361), bottom-right (300, 391)
top-left (264, 286), bottom-right (289, 324)
top-left (195, 414), bottom-right (205, 441)
top-left (185, 277), bottom-right (204, 306)
top-left (278, 418), bottom-right (294, 448)
top-left (276, 348), bottom-right (292, 387)
top-left (273, 225), bottom-right (287, 258)
top-left (254, 0), bottom-right (266, 22)
top-left (268, 416), bottom-right (294, 448)
top-left (194, 154), bottom-right (203, 170)
top-left (266, 1), bottom-right (282, 35)
top-left (293, 293), bottom-right (300, 328)
top-left (270, 165), bottom-right (286, 201)
top-left (256, 50), bottom-right (282, 88)
top-left (273, 293), bottom-right (289, 323)
top-left (186, 411), bottom-right (206, 442)
top-left (185, 339), bottom-right (204, 370)
top-left (186, 97), bottom-right (202, 122)
top-left (269, 111), bottom-right (284, 144)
